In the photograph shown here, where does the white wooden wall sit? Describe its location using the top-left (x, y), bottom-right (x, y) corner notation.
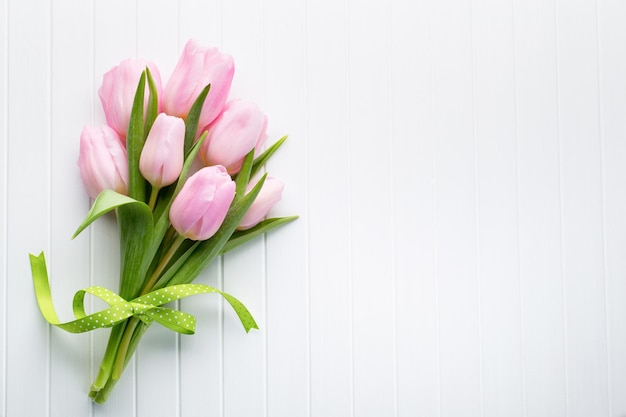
top-left (2, 0), bottom-right (626, 416)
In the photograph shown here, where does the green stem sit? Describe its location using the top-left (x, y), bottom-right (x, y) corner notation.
top-left (162, 226), bottom-right (176, 252)
top-left (89, 322), bottom-right (126, 392)
top-left (148, 186), bottom-right (160, 211)
top-left (140, 234), bottom-right (185, 295)
top-left (108, 234), bottom-right (185, 382)
top-left (111, 317), bottom-right (141, 380)
top-left (91, 321), bottom-right (149, 403)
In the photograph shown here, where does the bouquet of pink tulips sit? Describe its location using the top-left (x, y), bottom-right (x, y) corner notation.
top-left (29, 40), bottom-right (296, 404)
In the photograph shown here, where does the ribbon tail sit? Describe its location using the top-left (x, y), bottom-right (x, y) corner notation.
top-left (30, 252), bottom-right (62, 325)
top-left (133, 284), bottom-right (259, 333)
top-left (30, 252), bottom-right (135, 333)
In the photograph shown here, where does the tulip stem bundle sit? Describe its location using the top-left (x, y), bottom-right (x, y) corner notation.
top-left (141, 234), bottom-right (186, 295)
top-left (29, 40), bottom-right (297, 404)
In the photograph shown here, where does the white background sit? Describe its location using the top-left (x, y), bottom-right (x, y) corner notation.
top-left (2, 0), bottom-right (626, 416)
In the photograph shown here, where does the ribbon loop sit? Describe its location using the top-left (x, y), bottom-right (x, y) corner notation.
top-left (29, 252), bottom-right (258, 335)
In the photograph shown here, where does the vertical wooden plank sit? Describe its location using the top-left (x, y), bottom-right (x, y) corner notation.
top-left (220, 2), bottom-right (266, 416)
top-left (472, 1), bottom-right (524, 416)
top-left (263, 147), bottom-right (309, 406)
top-left (137, 0), bottom-right (179, 76)
top-left (556, 0), bottom-right (609, 415)
top-left (346, 1), bottom-right (395, 416)
top-left (305, 1), bottom-right (353, 416)
top-left (390, 0), bottom-right (438, 416)
top-left (49, 1), bottom-right (94, 415)
top-left (178, 0), bottom-right (221, 46)
top-left (597, 0), bottom-right (626, 414)
top-left (514, 0), bottom-right (567, 415)
top-left (92, 1), bottom-right (137, 414)
top-left (432, 1), bottom-right (481, 415)
top-left (176, 2), bottom-right (225, 416)
top-left (263, 0), bottom-right (309, 416)
top-left (134, 2), bottom-right (180, 416)
top-left (221, 1), bottom-right (264, 103)
top-left (0, 0), bottom-right (7, 412)
top-left (6, 0), bottom-right (51, 415)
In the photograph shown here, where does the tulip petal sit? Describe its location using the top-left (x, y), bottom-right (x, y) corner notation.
top-left (167, 173), bottom-right (267, 287)
top-left (169, 166), bottom-right (235, 241)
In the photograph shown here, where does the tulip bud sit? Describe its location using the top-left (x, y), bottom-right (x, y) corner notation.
top-left (99, 59), bottom-right (163, 138)
top-left (169, 166), bottom-right (236, 241)
top-left (78, 125), bottom-right (129, 199)
top-left (199, 99), bottom-right (268, 174)
top-left (237, 177), bottom-right (284, 230)
top-left (163, 39), bottom-right (234, 130)
top-left (139, 113), bottom-right (185, 188)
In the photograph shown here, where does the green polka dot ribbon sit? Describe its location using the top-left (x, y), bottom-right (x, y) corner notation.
top-left (30, 252), bottom-right (258, 334)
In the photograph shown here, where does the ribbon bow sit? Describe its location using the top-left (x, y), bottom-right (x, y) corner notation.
top-left (30, 252), bottom-right (258, 334)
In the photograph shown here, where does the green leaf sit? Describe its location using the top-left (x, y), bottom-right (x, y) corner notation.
top-left (250, 135), bottom-right (287, 179)
top-left (117, 200), bottom-right (155, 299)
top-left (72, 190), bottom-right (155, 299)
top-left (144, 67), bottom-right (159, 135)
top-left (149, 240), bottom-right (200, 291)
top-left (127, 71), bottom-right (147, 203)
top-left (173, 132), bottom-right (208, 197)
top-left (235, 149), bottom-right (255, 200)
top-left (184, 84), bottom-right (211, 156)
top-left (221, 216), bottom-right (299, 254)
top-left (72, 190), bottom-right (148, 238)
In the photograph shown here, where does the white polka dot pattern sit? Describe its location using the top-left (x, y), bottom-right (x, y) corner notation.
top-left (31, 252), bottom-right (259, 335)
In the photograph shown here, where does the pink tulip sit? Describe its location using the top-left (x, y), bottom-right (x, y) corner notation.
top-left (237, 177), bottom-right (284, 230)
top-left (99, 59), bottom-right (163, 138)
top-left (139, 113), bottom-right (185, 188)
top-left (199, 99), bottom-right (268, 174)
top-left (78, 125), bottom-right (129, 199)
top-left (169, 166), bottom-right (236, 241)
top-left (163, 39), bottom-right (234, 131)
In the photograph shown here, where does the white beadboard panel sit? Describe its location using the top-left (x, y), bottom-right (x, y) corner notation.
top-left (432, 0), bottom-right (481, 415)
top-left (221, 4), bottom-right (267, 417)
top-left (473, 1), bottom-right (525, 416)
top-left (264, 0), bottom-right (309, 416)
top-left (221, 0), bottom-right (266, 105)
top-left (390, 0), bottom-right (439, 416)
top-left (348, 1), bottom-right (396, 416)
top-left (223, 245), bottom-right (267, 417)
top-left (137, 0), bottom-right (180, 80)
top-left (180, 261), bottom-right (224, 417)
top-left (178, 0), bottom-right (222, 48)
top-left (49, 1), bottom-right (94, 416)
top-left (556, 0), bottom-right (609, 415)
top-left (3, 0), bottom-right (626, 416)
top-left (6, 0), bottom-right (52, 416)
top-left (0, 0), bottom-right (7, 413)
top-left (598, 1), bottom-right (626, 415)
top-left (305, 1), bottom-right (353, 416)
top-left (514, 0), bottom-right (568, 415)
